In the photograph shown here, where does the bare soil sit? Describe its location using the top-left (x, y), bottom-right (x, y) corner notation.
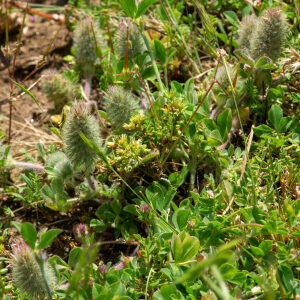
top-left (0, 2), bottom-right (70, 156)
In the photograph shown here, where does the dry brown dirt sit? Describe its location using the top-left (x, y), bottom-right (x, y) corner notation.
top-left (0, 1), bottom-right (70, 156)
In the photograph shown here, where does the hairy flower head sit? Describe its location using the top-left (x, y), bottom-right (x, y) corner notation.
top-left (104, 86), bottom-right (139, 131)
top-left (250, 7), bottom-right (286, 61)
top-left (62, 101), bottom-right (102, 172)
top-left (237, 15), bottom-right (258, 51)
top-left (11, 239), bottom-right (57, 299)
top-left (73, 17), bottom-right (104, 75)
top-left (115, 20), bottom-right (146, 58)
top-left (42, 69), bottom-right (81, 111)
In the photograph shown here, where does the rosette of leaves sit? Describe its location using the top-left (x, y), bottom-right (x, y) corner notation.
top-left (41, 69), bottom-right (81, 111)
top-left (11, 239), bottom-right (57, 299)
top-left (62, 101), bottom-right (102, 173)
top-left (73, 17), bottom-right (104, 76)
top-left (250, 7), bottom-right (286, 61)
top-left (104, 86), bottom-right (139, 131)
top-left (115, 21), bottom-right (146, 58)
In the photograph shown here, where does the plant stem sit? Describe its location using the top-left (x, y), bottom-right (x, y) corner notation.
top-left (15, 161), bottom-right (45, 171)
top-left (222, 223), bottom-right (264, 231)
top-left (137, 21), bottom-right (164, 92)
top-left (145, 265), bottom-right (153, 300)
top-left (37, 256), bottom-right (53, 300)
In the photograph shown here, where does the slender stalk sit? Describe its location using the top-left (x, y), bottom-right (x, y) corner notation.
top-left (221, 55), bottom-right (257, 204)
top-left (37, 256), bottom-right (53, 300)
top-left (105, 16), bottom-right (114, 54)
top-left (164, 65), bottom-right (168, 87)
top-left (135, 70), bottom-right (159, 124)
top-left (10, 0), bottom-right (64, 24)
top-left (193, 9), bottom-right (203, 72)
top-left (145, 266), bottom-right (153, 300)
top-left (137, 21), bottom-right (164, 92)
top-left (222, 223), bottom-right (264, 231)
top-left (14, 161), bottom-right (45, 171)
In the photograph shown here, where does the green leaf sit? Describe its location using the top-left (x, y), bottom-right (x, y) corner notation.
top-left (172, 208), bottom-right (189, 231)
top-left (203, 118), bottom-right (218, 131)
top-left (219, 263), bottom-right (237, 280)
top-left (223, 11), bottom-right (239, 27)
top-left (176, 240), bottom-right (239, 284)
top-left (52, 177), bottom-right (64, 194)
top-left (165, 48), bottom-right (177, 65)
top-left (234, 49), bottom-right (255, 67)
top-left (37, 229), bottom-right (62, 250)
top-left (169, 166), bottom-right (189, 188)
top-left (146, 182), bottom-right (164, 211)
top-left (136, 0), bottom-right (156, 18)
top-left (171, 233), bottom-right (183, 263)
top-left (184, 78), bottom-right (195, 95)
top-left (259, 240), bottom-right (273, 255)
top-left (21, 223), bottom-right (37, 249)
top-left (268, 105), bottom-right (282, 131)
top-left (142, 66), bottom-right (156, 80)
top-left (111, 281), bottom-right (126, 297)
top-left (119, 0), bottom-right (137, 18)
top-left (278, 265), bottom-right (294, 292)
top-left (160, 284), bottom-right (177, 299)
top-left (11, 221), bottom-right (22, 233)
top-left (207, 129), bottom-right (223, 146)
top-left (171, 81), bottom-right (183, 93)
top-left (90, 219), bottom-right (106, 233)
top-left (279, 117), bottom-right (293, 132)
top-left (180, 236), bottom-right (200, 262)
top-left (121, 220), bottom-right (138, 239)
top-left (68, 247), bottom-right (82, 268)
top-left (250, 246), bottom-right (265, 257)
top-left (253, 124), bottom-right (273, 136)
top-left (48, 255), bottom-right (69, 267)
top-left (217, 108), bottom-right (232, 141)
top-left (153, 40), bottom-right (166, 64)
top-left (255, 56), bottom-right (272, 69)
top-left (12, 80), bottom-right (42, 110)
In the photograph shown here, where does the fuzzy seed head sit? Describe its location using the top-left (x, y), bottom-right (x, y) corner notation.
top-left (250, 7), bottom-right (286, 61)
top-left (104, 86), bottom-right (139, 131)
top-left (42, 69), bottom-right (81, 111)
top-left (11, 239), bottom-right (57, 299)
top-left (73, 17), bottom-right (104, 75)
top-left (115, 21), bottom-right (146, 58)
top-left (62, 101), bottom-right (102, 172)
top-left (237, 15), bottom-right (258, 51)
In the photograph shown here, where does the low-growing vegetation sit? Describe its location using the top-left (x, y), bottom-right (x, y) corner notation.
top-left (0, 0), bottom-right (299, 299)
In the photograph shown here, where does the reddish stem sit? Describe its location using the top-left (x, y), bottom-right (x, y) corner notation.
top-left (9, 0), bottom-right (65, 24)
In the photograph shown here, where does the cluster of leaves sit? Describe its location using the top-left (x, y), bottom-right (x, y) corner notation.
top-left (0, 0), bottom-right (299, 299)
